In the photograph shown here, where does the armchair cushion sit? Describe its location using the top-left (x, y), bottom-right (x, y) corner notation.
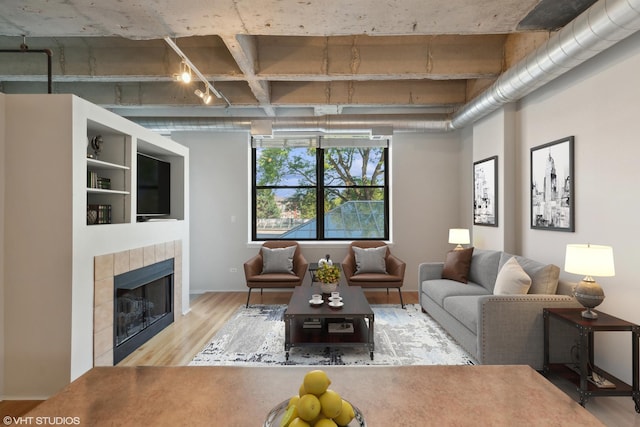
top-left (442, 247), bottom-right (474, 284)
top-left (261, 245), bottom-right (296, 274)
top-left (353, 246), bottom-right (388, 274)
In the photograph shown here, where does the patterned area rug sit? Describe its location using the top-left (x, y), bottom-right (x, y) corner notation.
top-left (189, 304), bottom-right (476, 366)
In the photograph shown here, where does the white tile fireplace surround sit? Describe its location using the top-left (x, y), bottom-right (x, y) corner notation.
top-left (93, 240), bottom-right (183, 366)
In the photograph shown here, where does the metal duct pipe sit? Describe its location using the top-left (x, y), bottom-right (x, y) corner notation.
top-left (449, 0), bottom-right (640, 130)
top-left (133, 0), bottom-right (640, 134)
top-left (131, 114), bottom-right (451, 134)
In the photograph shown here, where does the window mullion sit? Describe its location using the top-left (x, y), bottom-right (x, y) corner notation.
top-left (317, 148), bottom-right (324, 240)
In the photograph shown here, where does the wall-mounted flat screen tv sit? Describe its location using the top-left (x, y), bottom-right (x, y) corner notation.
top-left (137, 153), bottom-right (170, 218)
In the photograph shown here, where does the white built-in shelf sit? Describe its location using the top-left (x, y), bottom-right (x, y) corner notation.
top-left (87, 188), bottom-right (130, 195)
top-left (87, 158), bottom-right (130, 171)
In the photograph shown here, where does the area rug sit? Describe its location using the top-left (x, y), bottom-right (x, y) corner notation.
top-left (189, 304), bottom-right (476, 366)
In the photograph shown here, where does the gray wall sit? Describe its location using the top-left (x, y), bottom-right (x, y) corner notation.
top-left (471, 30), bottom-right (640, 385)
top-left (173, 131), bottom-right (465, 293)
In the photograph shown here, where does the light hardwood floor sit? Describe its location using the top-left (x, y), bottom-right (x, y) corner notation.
top-left (2, 291), bottom-right (637, 425)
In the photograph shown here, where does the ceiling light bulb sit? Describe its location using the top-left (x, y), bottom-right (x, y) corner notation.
top-left (194, 89), bottom-right (205, 99)
top-left (180, 62), bottom-right (192, 83)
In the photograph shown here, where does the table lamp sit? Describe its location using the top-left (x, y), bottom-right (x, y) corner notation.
top-left (564, 244), bottom-right (615, 319)
top-left (448, 229), bottom-right (470, 250)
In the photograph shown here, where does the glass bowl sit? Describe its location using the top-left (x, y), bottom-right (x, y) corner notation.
top-left (264, 398), bottom-right (366, 427)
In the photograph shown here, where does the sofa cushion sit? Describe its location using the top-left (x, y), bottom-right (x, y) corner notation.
top-left (467, 249), bottom-right (502, 292)
top-left (261, 245), bottom-right (296, 274)
top-left (353, 246), bottom-right (388, 274)
top-left (421, 279), bottom-right (490, 307)
top-left (499, 252), bottom-right (560, 294)
top-left (493, 257), bottom-right (532, 295)
top-left (443, 296), bottom-right (481, 333)
top-left (442, 247), bottom-right (474, 283)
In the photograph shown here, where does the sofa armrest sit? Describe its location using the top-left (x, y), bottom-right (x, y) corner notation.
top-left (418, 262), bottom-right (444, 283)
top-left (293, 253), bottom-right (309, 281)
top-left (477, 294), bottom-right (582, 370)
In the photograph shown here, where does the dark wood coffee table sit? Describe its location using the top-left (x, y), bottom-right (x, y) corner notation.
top-left (284, 284), bottom-right (374, 360)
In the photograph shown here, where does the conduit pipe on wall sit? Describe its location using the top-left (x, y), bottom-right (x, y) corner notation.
top-left (132, 0), bottom-right (640, 134)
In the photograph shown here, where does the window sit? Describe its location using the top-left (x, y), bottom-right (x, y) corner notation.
top-left (252, 137), bottom-right (389, 241)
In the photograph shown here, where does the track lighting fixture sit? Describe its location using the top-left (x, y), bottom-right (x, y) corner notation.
top-left (164, 36), bottom-right (231, 107)
top-left (194, 87), bottom-right (213, 105)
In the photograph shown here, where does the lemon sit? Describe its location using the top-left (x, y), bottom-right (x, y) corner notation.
top-left (318, 389), bottom-right (342, 419)
top-left (288, 395), bottom-right (300, 409)
top-left (315, 419), bottom-right (338, 427)
top-left (288, 418), bottom-right (311, 427)
top-left (299, 382), bottom-right (307, 396)
top-left (332, 400), bottom-right (355, 426)
top-left (280, 404), bottom-right (298, 427)
top-left (297, 393), bottom-right (321, 421)
top-left (303, 370), bottom-right (331, 396)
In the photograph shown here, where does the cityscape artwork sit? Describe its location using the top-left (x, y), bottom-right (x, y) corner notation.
top-left (473, 156), bottom-right (498, 226)
top-left (530, 136), bottom-right (574, 231)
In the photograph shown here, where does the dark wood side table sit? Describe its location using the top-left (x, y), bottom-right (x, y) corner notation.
top-left (543, 307), bottom-right (640, 412)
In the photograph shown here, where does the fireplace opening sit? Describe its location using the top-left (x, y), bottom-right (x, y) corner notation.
top-left (113, 258), bottom-right (174, 364)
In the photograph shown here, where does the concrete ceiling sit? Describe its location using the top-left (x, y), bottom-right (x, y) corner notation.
top-left (0, 0), bottom-right (598, 119)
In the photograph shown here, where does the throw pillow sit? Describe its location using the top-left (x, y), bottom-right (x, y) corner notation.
top-left (441, 247), bottom-right (474, 284)
top-left (498, 252), bottom-right (560, 294)
top-left (353, 246), bottom-right (388, 274)
top-left (493, 257), bottom-right (532, 295)
top-left (261, 245), bottom-right (296, 274)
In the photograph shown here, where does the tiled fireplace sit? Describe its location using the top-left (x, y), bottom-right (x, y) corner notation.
top-left (93, 240), bottom-right (183, 366)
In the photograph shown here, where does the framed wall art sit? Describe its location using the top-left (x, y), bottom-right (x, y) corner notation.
top-left (473, 156), bottom-right (498, 226)
top-left (530, 136), bottom-right (574, 232)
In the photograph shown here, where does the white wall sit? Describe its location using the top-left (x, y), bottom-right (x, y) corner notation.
top-left (472, 30), bottom-right (640, 384)
top-left (174, 130), bottom-right (464, 293)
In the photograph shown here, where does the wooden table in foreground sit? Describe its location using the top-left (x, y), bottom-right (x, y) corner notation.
top-left (25, 365), bottom-right (604, 426)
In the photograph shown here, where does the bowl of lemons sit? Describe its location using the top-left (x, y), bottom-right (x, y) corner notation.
top-left (264, 370), bottom-right (366, 427)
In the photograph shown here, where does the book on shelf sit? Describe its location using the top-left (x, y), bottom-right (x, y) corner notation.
top-left (87, 204), bottom-right (112, 225)
top-left (303, 318), bottom-right (322, 329)
top-left (87, 171), bottom-right (112, 190)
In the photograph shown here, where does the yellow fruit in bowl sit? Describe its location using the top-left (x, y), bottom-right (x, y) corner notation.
top-left (318, 389), bottom-right (342, 418)
top-left (299, 383), bottom-right (307, 396)
top-left (332, 399), bottom-right (355, 426)
top-left (303, 370), bottom-right (331, 396)
top-left (288, 395), bottom-right (300, 409)
top-left (315, 419), bottom-right (338, 427)
top-left (288, 418), bottom-right (311, 427)
top-left (297, 394), bottom-right (321, 421)
top-left (280, 404), bottom-right (298, 427)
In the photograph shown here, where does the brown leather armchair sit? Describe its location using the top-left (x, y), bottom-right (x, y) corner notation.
top-left (244, 241), bottom-right (308, 307)
top-left (341, 241), bottom-right (406, 308)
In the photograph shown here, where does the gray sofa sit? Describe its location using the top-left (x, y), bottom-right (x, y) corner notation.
top-left (419, 248), bottom-right (581, 370)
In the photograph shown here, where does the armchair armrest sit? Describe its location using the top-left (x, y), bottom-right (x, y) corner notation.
top-left (477, 294), bottom-right (582, 369)
top-left (418, 262), bottom-right (444, 283)
top-left (386, 254), bottom-right (405, 277)
top-left (243, 254), bottom-right (263, 278)
top-left (341, 253), bottom-right (356, 280)
top-left (293, 253), bottom-right (309, 280)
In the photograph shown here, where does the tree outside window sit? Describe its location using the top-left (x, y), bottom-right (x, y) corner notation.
top-left (252, 138), bottom-right (388, 241)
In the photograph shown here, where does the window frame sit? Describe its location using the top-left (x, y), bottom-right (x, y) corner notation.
top-left (251, 141), bottom-right (389, 241)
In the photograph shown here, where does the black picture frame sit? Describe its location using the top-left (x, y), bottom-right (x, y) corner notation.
top-left (473, 156), bottom-right (498, 226)
top-left (530, 136), bottom-right (575, 232)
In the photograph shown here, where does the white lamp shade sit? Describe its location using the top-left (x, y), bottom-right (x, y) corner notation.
top-left (448, 228), bottom-right (470, 245)
top-left (564, 244), bottom-right (615, 277)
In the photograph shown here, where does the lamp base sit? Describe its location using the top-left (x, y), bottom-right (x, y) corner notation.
top-left (574, 278), bottom-right (605, 320)
top-left (581, 307), bottom-right (599, 319)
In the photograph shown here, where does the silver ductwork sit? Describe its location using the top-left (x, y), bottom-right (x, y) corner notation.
top-left (132, 0), bottom-right (640, 134)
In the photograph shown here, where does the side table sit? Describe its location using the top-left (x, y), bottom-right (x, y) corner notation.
top-left (543, 307), bottom-right (640, 412)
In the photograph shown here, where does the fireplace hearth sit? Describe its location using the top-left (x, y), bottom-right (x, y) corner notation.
top-left (113, 258), bottom-right (174, 364)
